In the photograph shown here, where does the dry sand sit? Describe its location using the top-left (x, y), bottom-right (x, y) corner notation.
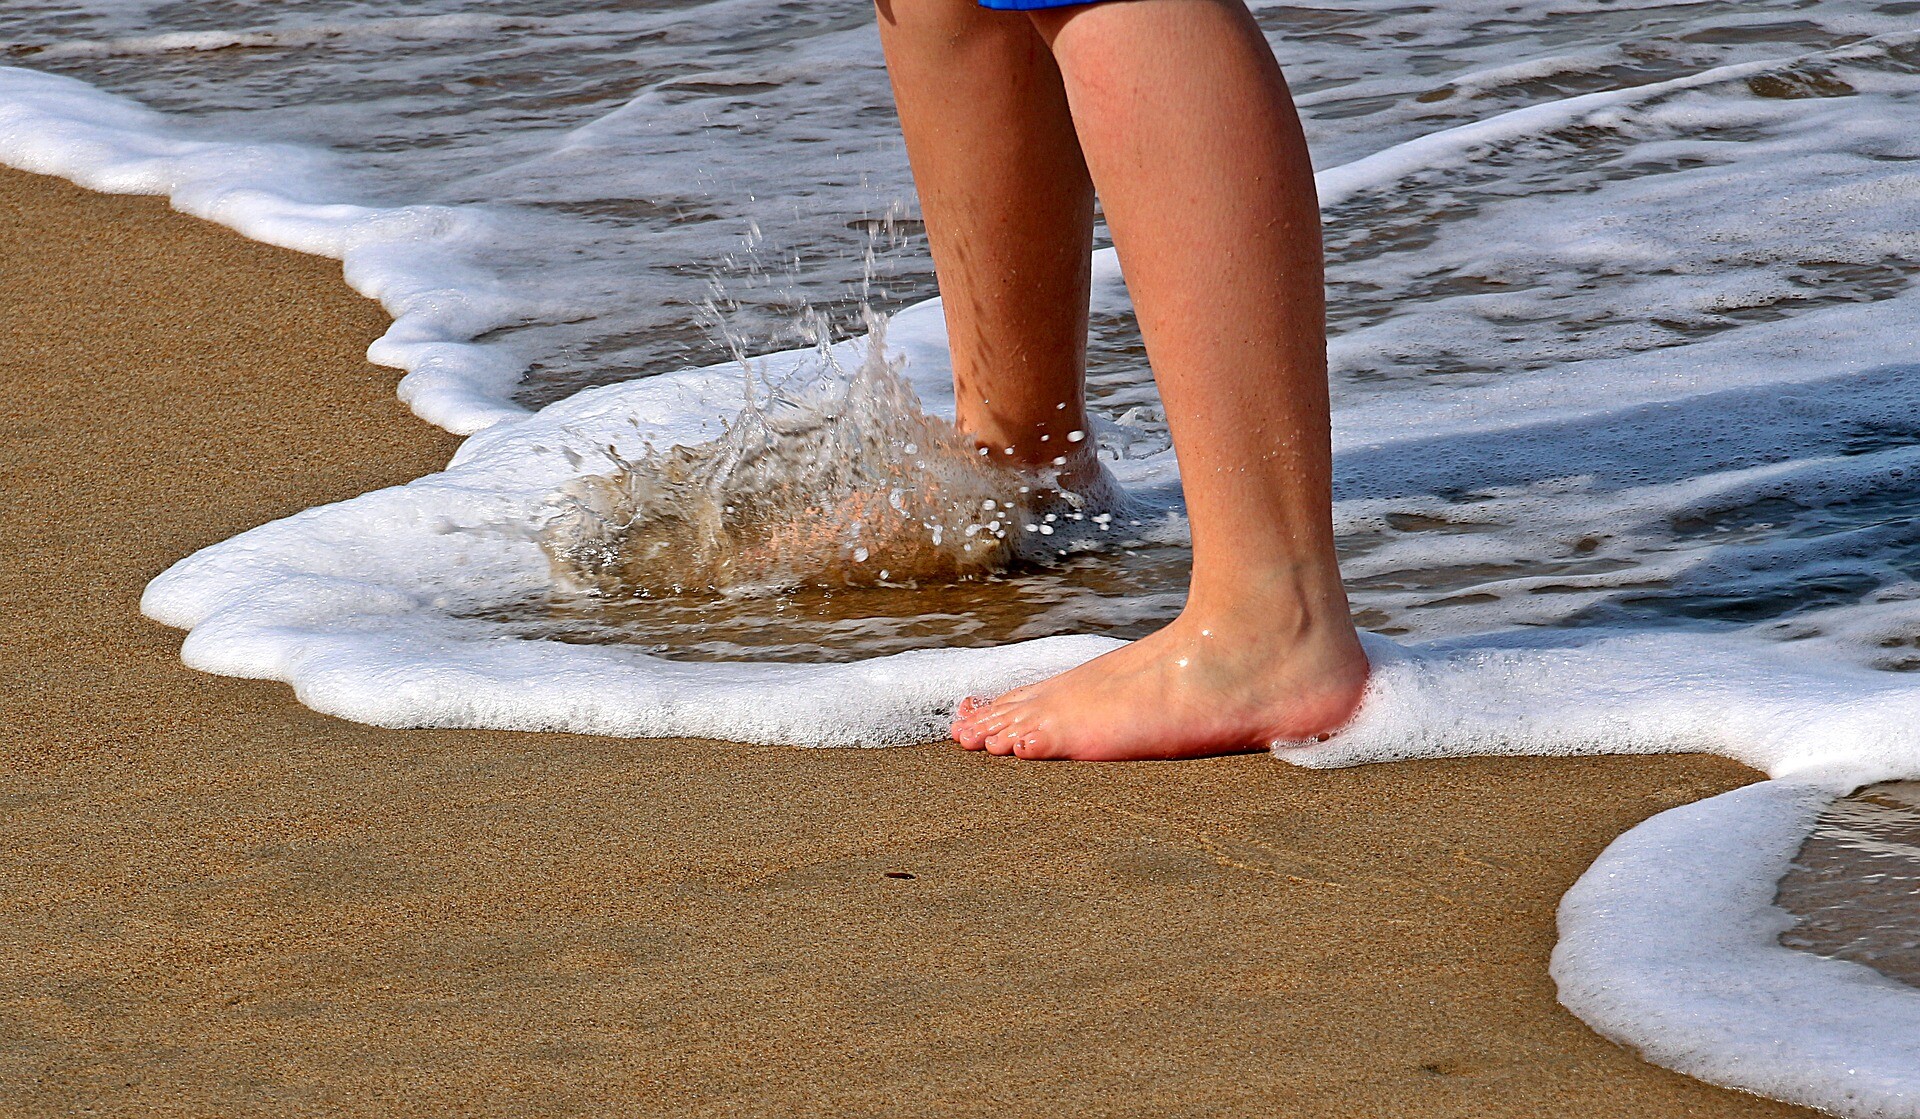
top-left (0, 165), bottom-right (1822, 1118)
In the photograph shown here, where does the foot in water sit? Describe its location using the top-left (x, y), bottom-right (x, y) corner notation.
top-left (950, 612), bottom-right (1370, 760)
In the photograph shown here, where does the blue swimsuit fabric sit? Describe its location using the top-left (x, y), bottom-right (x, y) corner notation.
top-left (977, 0), bottom-right (1107, 9)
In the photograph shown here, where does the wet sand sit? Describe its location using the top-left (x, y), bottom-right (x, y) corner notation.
top-left (0, 165), bottom-right (1822, 1118)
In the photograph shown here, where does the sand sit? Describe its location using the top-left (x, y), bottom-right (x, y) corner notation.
top-left (0, 165), bottom-right (1823, 1118)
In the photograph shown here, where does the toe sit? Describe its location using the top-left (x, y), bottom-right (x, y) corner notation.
top-left (966, 704), bottom-right (1017, 738)
top-left (953, 716), bottom-right (999, 750)
top-left (1013, 718), bottom-right (1085, 759)
top-left (983, 726), bottom-right (1026, 756)
top-left (951, 713), bottom-right (984, 749)
top-left (950, 697), bottom-right (1003, 749)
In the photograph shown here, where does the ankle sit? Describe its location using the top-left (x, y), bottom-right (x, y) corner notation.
top-left (966, 424), bottom-right (1112, 504)
top-left (957, 409), bottom-right (1094, 469)
top-left (1180, 576), bottom-right (1359, 651)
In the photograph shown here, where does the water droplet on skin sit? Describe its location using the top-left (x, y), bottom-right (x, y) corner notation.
top-left (1051, 456), bottom-right (1067, 466)
top-left (853, 547), bottom-right (869, 562)
top-left (1175, 657), bottom-right (1190, 668)
top-left (1067, 430), bottom-right (1086, 443)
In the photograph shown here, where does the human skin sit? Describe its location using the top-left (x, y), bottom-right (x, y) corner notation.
top-left (872, 0), bottom-right (1104, 492)
top-left (875, 0), bottom-right (1370, 760)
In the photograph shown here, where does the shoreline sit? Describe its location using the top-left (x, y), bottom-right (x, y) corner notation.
top-left (0, 165), bottom-right (1821, 1117)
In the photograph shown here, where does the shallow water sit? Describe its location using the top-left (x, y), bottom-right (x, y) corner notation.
top-left (476, 544), bottom-right (1193, 663)
top-left (1780, 782), bottom-right (1920, 989)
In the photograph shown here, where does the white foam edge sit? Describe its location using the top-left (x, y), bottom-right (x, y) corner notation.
top-left (1284, 632), bottom-right (1920, 780)
top-left (138, 295), bottom-right (1160, 748)
top-left (1553, 774), bottom-right (1920, 1118)
top-left (0, 64), bottom-right (530, 435)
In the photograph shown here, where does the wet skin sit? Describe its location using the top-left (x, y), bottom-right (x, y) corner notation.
top-left (875, 0), bottom-right (1369, 759)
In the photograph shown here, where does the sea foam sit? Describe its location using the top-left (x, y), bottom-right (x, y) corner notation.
top-left (0, 65), bottom-right (529, 434)
top-left (9, 6), bottom-right (1920, 1115)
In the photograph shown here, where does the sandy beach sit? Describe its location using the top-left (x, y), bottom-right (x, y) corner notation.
top-left (0, 165), bottom-right (1823, 1117)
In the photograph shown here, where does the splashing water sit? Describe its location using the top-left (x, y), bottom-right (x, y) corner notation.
top-left (538, 316), bottom-right (1119, 598)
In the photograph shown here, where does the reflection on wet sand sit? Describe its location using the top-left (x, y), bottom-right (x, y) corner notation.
top-left (1779, 782), bottom-right (1920, 988)
top-left (479, 544), bottom-right (1192, 663)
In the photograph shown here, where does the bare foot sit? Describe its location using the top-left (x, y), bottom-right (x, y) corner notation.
top-left (950, 612), bottom-right (1369, 760)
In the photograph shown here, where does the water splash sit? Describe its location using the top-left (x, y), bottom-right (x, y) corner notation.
top-left (538, 316), bottom-right (1117, 598)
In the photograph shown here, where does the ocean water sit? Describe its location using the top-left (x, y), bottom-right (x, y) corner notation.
top-left (6, 1), bottom-right (1920, 1113)
top-left (1781, 782), bottom-right (1920, 988)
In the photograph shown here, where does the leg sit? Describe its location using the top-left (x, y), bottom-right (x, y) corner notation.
top-left (874, 0), bottom-right (1103, 488)
top-left (952, 0), bottom-right (1369, 760)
